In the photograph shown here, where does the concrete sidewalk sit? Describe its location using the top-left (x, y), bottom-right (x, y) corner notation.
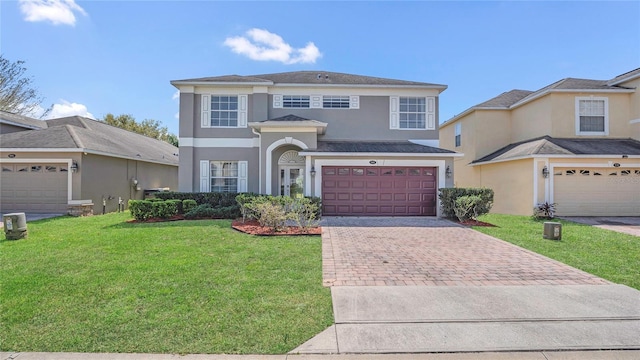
top-left (292, 285), bottom-right (640, 354)
top-left (561, 217), bottom-right (640, 237)
top-left (4, 351), bottom-right (640, 359)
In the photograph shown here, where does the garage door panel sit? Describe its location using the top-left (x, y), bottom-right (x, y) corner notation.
top-left (554, 167), bottom-right (640, 216)
top-left (0, 163), bottom-right (68, 213)
top-left (322, 166), bottom-right (438, 216)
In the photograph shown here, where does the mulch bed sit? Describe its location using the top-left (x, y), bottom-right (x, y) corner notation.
top-left (458, 219), bottom-right (496, 227)
top-left (232, 219), bottom-right (321, 236)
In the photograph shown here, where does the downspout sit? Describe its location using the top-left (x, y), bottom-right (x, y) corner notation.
top-left (251, 127), bottom-right (262, 194)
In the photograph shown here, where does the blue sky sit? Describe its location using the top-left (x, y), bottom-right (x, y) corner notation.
top-left (2, 1), bottom-right (639, 135)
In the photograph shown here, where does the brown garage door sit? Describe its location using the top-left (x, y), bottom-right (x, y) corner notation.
top-left (0, 163), bottom-right (68, 213)
top-left (322, 166), bottom-right (437, 216)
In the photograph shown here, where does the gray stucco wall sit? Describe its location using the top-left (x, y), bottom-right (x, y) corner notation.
top-left (190, 147), bottom-right (259, 193)
top-left (192, 94), bottom-right (256, 139)
top-left (80, 153), bottom-right (178, 214)
top-left (268, 95), bottom-right (439, 141)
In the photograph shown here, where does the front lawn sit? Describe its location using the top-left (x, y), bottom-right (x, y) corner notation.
top-left (474, 214), bottom-right (640, 290)
top-left (0, 212), bottom-right (333, 354)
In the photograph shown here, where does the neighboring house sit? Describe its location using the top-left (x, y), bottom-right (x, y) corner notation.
top-left (0, 111), bottom-right (179, 215)
top-left (440, 68), bottom-right (640, 216)
top-left (171, 71), bottom-right (460, 216)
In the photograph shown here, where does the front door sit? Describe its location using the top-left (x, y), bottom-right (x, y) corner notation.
top-left (280, 167), bottom-right (305, 198)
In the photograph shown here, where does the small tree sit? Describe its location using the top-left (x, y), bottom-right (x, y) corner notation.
top-left (0, 55), bottom-right (50, 117)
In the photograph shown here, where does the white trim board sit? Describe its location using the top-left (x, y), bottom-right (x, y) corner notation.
top-left (0, 148), bottom-right (178, 167)
top-left (299, 151), bottom-right (463, 157)
top-left (179, 138), bottom-right (259, 148)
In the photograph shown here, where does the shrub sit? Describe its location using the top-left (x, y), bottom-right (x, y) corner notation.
top-left (184, 204), bottom-right (241, 219)
top-left (533, 202), bottom-right (557, 220)
top-left (439, 188), bottom-right (494, 219)
top-left (236, 193), bottom-right (261, 222)
top-left (155, 192), bottom-right (239, 207)
top-left (454, 195), bottom-right (482, 222)
top-left (129, 200), bottom-right (153, 221)
top-left (182, 199), bottom-right (197, 213)
top-left (247, 201), bottom-right (288, 231)
top-left (152, 201), bottom-right (178, 219)
top-left (289, 197), bottom-right (320, 231)
top-left (166, 199), bottom-right (183, 215)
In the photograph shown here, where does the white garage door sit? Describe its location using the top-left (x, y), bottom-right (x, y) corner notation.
top-left (1, 163), bottom-right (69, 213)
top-left (553, 167), bottom-right (640, 216)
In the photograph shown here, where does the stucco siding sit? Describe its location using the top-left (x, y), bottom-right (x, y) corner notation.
top-left (179, 93), bottom-right (195, 138)
top-left (478, 159), bottom-right (534, 216)
top-left (269, 95), bottom-right (439, 141)
top-left (511, 96), bottom-right (552, 142)
top-left (191, 147), bottom-right (259, 193)
top-left (80, 153), bottom-right (178, 214)
top-left (550, 92), bottom-right (631, 138)
top-left (192, 94), bottom-right (256, 139)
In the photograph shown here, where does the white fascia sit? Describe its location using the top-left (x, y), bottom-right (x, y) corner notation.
top-left (0, 148), bottom-right (178, 167)
top-left (470, 154), bottom-right (640, 167)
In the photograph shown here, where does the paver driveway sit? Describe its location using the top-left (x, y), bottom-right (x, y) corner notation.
top-left (322, 217), bottom-right (609, 287)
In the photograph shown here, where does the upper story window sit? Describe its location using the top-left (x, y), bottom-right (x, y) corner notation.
top-left (389, 96), bottom-right (436, 130)
top-left (323, 96), bottom-right (350, 108)
top-left (576, 97), bottom-right (608, 135)
top-left (455, 123), bottom-right (461, 147)
top-left (273, 95), bottom-right (359, 109)
top-left (211, 96), bottom-right (238, 127)
top-left (201, 94), bottom-right (248, 128)
top-left (283, 95), bottom-right (310, 108)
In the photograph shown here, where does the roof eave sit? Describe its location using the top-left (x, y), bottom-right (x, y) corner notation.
top-left (299, 151), bottom-right (463, 157)
top-left (510, 88), bottom-right (635, 109)
top-left (440, 106), bottom-right (508, 128)
top-left (171, 80), bottom-right (274, 87)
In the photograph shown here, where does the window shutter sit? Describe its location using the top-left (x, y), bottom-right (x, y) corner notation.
top-left (389, 96), bottom-right (399, 129)
top-left (273, 94), bottom-right (283, 108)
top-left (238, 161), bottom-right (248, 192)
top-left (426, 96), bottom-right (436, 130)
top-left (201, 95), bottom-right (210, 127)
top-left (238, 95), bottom-right (248, 127)
top-left (310, 95), bottom-right (322, 109)
top-left (200, 160), bottom-right (210, 192)
top-left (349, 96), bottom-right (360, 109)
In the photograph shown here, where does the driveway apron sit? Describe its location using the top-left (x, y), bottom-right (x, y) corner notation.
top-left (292, 217), bottom-right (640, 354)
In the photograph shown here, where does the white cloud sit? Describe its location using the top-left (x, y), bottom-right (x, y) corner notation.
top-left (174, 112), bottom-right (179, 120)
top-left (46, 100), bottom-right (95, 119)
top-left (19, 0), bottom-right (87, 26)
top-left (172, 90), bottom-right (180, 101)
top-left (224, 28), bottom-right (321, 64)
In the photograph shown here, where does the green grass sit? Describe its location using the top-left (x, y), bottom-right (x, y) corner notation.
top-left (0, 212), bottom-right (333, 354)
top-left (474, 214), bottom-right (640, 290)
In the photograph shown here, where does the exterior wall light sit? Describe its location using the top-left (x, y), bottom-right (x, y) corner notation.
top-left (445, 166), bottom-right (452, 178)
top-left (542, 166), bottom-right (549, 178)
top-left (310, 166), bottom-right (316, 177)
top-left (70, 160), bottom-right (79, 173)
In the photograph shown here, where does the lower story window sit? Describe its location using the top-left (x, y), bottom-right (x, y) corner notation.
top-left (210, 161), bottom-right (238, 192)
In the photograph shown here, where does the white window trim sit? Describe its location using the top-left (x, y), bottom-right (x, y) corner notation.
top-left (390, 96), bottom-right (436, 130)
top-left (201, 94), bottom-right (248, 129)
top-left (575, 96), bottom-right (608, 136)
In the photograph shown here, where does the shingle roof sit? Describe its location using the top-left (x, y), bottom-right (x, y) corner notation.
top-left (264, 114), bottom-right (311, 122)
top-left (0, 116), bottom-right (179, 165)
top-left (306, 141), bottom-right (456, 154)
top-left (0, 110), bottom-right (48, 130)
top-left (473, 136), bottom-right (640, 164)
top-left (173, 71), bottom-right (446, 88)
top-left (475, 90), bottom-right (534, 108)
top-left (608, 68), bottom-right (640, 86)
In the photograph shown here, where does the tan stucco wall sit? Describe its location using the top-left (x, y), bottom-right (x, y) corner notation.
top-left (511, 96), bottom-right (552, 142)
top-left (476, 159), bottom-right (534, 216)
top-left (80, 153), bottom-right (178, 214)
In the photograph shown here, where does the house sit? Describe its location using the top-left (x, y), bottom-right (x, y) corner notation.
top-left (171, 71), bottom-right (460, 216)
top-left (439, 68), bottom-right (640, 216)
top-left (0, 111), bottom-right (179, 215)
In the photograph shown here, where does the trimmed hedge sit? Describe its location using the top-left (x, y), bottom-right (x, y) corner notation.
top-left (184, 204), bottom-right (241, 219)
top-left (129, 200), bottom-right (154, 221)
top-left (439, 188), bottom-right (494, 219)
top-left (154, 192), bottom-right (238, 207)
